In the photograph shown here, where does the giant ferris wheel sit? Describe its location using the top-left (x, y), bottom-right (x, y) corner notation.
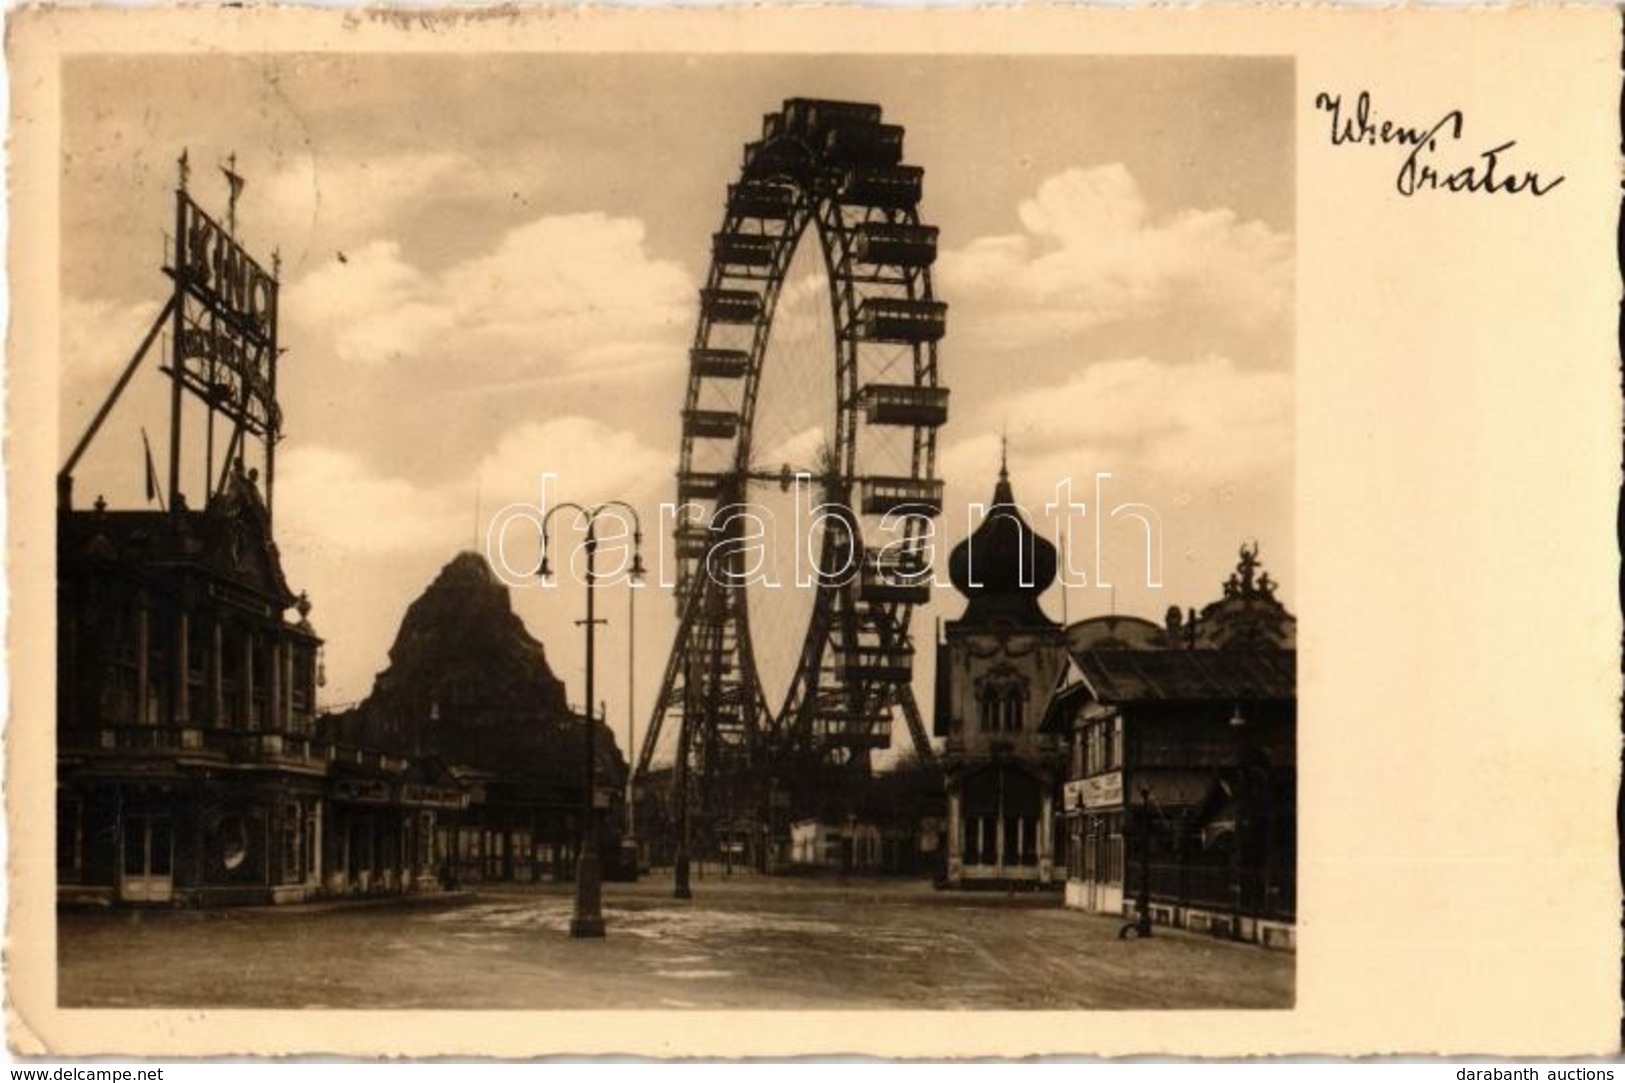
top-left (636, 99), bottom-right (950, 826)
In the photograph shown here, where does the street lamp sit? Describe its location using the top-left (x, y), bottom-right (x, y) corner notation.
top-left (1119, 785), bottom-right (1154, 940)
top-left (538, 499), bottom-right (645, 940)
top-left (1228, 703), bottom-right (1249, 942)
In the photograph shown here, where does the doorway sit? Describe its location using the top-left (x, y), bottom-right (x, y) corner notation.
top-left (119, 812), bottom-right (173, 903)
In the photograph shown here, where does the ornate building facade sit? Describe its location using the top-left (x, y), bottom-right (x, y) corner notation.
top-left (934, 461), bottom-right (1070, 888)
top-left (1047, 543), bottom-right (1297, 947)
top-left (54, 467), bottom-right (460, 905)
top-left (55, 171), bottom-right (465, 906)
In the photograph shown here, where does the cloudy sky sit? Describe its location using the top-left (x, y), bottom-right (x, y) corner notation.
top-left (60, 54), bottom-right (1294, 766)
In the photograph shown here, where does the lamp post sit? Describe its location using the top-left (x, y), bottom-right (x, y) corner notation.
top-left (1137, 786), bottom-right (1154, 937)
top-left (1118, 780), bottom-right (1157, 943)
top-left (1228, 703), bottom-right (1249, 942)
top-left (1118, 785), bottom-right (1155, 940)
top-left (625, 577), bottom-right (637, 859)
top-left (539, 500), bottom-right (644, 940)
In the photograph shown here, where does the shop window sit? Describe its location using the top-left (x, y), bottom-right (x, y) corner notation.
top-left (306, 813), bottom-right (320, 882)
top-left (282, 803), bottom-right (303, 882)
top-left (123, 813), bottom-right (172, 878)
top-left (484, 831), bottom-right (507, 879)
top-left (57, 795), bottom-right (83, 882)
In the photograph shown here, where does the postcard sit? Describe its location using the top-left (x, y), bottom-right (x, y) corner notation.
top-left (6, 5), bottom-right (1620, 1058)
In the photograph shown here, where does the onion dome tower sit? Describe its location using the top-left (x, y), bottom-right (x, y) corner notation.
top-left (935, 443), bottom-right (1070, 891)
top-left (947, 445), bottom-right (1058, 628)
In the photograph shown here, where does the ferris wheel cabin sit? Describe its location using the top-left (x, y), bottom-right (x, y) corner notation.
top-left (712, 232), bottom-right (778, 269)
top-left (677, 472), bottom-right (728, 504)
top-left (682, 408), bottom-right (741, 441)
top-left (861, 384), bottom-right (950, 427)
top-left (852, 223), bottom-right (938, 268)
top-left (855, 297), bottom-right (948, 343)
top-left (859, 549), bottom-right (933, 605)
top-left (861, 476), bottom-right (945, 516)
top-left (690, 348), bottom-right (751, 380)
top-left (700, 288), bottom-right (764, 324)
top-left (840, 166), bottom-right (923, 210)
top-left (771, 99), bottom-right (883, 139)
top-left (743, 139), bottom-right (814, 179)
top-left (673, 522), bottom-right (712, 562)
top-left (822, 123), bottom-right (905, 168)
top-left (836, 644), bottom-right (917, 686)
top-left (726, 181), bottom-right (797, 221)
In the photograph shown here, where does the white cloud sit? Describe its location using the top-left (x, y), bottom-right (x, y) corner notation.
top-left (961, 354), bottom-right (1292, 486)
top-left (281, 211), bottom-right (693, 383)
top-left (442, 213), bottom-right (692, 368)
top-left (60, 296), bottom-right (169, 389)
top-left (474, 416), bottom-right (672, 514)
top-left (275, 415), bottom-right (671, 562)
top-left (240, 151), bottom-right (488, 262)
top-left (275, 445), bottom-right (464, 556)
top-left (930, 355), bottom-right (1293, 630)
top-left (936, 164), bottom-right (1292, 350)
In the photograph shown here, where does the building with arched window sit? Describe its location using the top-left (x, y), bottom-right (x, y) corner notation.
top-left (933, 459), bottom-right (1069, 889)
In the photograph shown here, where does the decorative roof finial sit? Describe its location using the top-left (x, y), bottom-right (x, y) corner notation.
top-left (998, 425), bottom-right (1009, 482)
top-left (177, 148), bottom-right (190, 192)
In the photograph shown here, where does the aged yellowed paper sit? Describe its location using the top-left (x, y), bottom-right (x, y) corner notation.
top-left (7, 5), bottom-right (1620, 1058)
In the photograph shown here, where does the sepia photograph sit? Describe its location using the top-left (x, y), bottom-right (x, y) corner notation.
top-left (8, 5), bottom-right (1619, 1061)
top-left (51, 51), bottom-right (1295, 1011)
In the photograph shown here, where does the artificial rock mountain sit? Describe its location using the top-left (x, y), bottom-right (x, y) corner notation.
top-left (323, 551), bottom-right (625, 789)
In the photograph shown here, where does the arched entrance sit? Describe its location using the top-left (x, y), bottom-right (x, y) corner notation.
top-left (958, 765), bottom-right (1042, 879)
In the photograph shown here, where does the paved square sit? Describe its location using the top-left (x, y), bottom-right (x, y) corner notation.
top-left (58, 877), bottom-right (1293, 1010)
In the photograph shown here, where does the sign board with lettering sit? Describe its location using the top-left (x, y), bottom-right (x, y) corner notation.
top-left (1063, 772), bottom-right (1124, 811)
top-left (172, 191), bottom-right (282, 439)
top-left (178, 193), bottom-right (277, 341)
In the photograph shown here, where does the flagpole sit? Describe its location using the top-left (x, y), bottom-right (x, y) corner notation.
top-left (223, 152), bottom-right (241, 237)
top-left (141, 428), bottom-right (163, 508)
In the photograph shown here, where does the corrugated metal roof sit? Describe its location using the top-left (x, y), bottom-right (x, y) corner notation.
top-left (1071, 649), bottom-right (1295, 703)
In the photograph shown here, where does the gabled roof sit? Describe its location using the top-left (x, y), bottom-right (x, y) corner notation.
top-left (1037, 680), bottom-right (1092, 734)
top-left (1070, 648), bottom-right (1296, 704)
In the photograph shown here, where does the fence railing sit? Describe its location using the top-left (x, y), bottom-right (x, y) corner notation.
top-left (1130, 859), bottom-right (1296, 921)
